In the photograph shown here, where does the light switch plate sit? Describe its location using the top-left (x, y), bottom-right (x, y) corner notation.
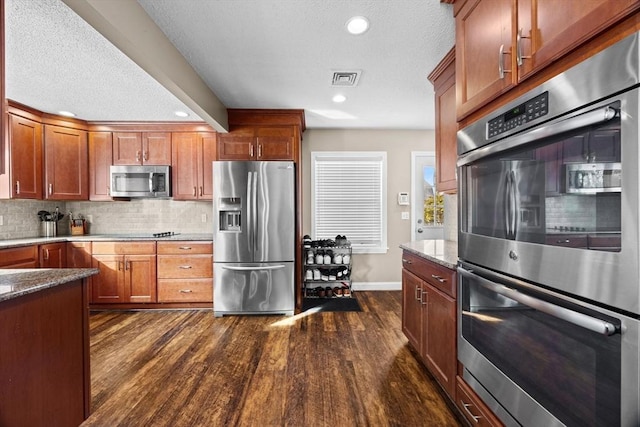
top-left (401, 212), bottom-right (410, 220)
top-left (0, 215), bottom-right (3, 225)
top-left (201, 213), bottom-right (207, 223)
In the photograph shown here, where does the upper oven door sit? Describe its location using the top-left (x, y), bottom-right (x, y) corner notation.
top-left (458, 88), bottom-right (640, 316)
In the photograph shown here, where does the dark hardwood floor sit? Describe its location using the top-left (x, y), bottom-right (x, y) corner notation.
top-left (82, 291), bottom-right (462, 426)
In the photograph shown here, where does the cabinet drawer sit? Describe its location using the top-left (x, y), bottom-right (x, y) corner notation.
top-left (0, 245), bottom-right (38, 268)
top-left (92, 241), bottom-right (156, 255)
top-left (157, 279), bottom-right (213, 302)
top-left (456, 377), bottom-right (504, 427)
top-left (401, 251), bottom-right (456, 297)
top-left (157, 255), bottom-right (212, 278)
top-left (157, 241), bottom-right (212, 255)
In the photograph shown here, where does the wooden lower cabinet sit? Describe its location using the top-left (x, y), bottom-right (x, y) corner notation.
top-left (0, 279), bottom-right (91, 426)
top-left (456, 376), bottom-right (504, 427)
top-left (67, 241), bottom-right (92, 268)
top-left (39, 242), bottom-right (67, 268)
top-left (0, 245), bottom-right (39, 268)
top-left (157, 241), bottom-right (213, 303)
top-left (90, 241), bottom-right (157, 304)
top-left (401, 251), bottom-right (456, 398)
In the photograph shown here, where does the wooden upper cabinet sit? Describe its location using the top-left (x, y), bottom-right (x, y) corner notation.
top-left (517, 0), bottom-right (640, 80)
top-left (88, 131), bottom-right (113, 200)
top-left (428, 48), bottom-right (457, 194)
top-left (217, 109), bottom-right (305, 162)
top-left (113, 132), bottom-right (171, 165)
top-left (456, 0), bottom-right (515, 120)
top-left (172, 132), bottom-right (217, 200)
top-left (455, 0), bottom-right (640, 119)
top-left (7, 114), bottom-right (43, 199)
top-left (44, 124), bottom-right (88, 200)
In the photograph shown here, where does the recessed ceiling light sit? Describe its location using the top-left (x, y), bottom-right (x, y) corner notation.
top-left (58, 110), bottom-right (76, 117)
top-left (332, 94), bottom-right (347, 103)
top-left (174, 111), bottom-right (189, 117)
top-left (346, 16), bottom-right (369, 35)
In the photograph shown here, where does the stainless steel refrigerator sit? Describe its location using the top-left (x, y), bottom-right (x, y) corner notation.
top-left (212, 161), bottom-right (295, 316)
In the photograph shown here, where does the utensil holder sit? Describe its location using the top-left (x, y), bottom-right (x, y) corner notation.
top-left (40, 221), bottom-right (57, 237)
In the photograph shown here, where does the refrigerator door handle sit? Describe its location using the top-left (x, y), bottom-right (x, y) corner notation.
top-left (246, 171), bottom-right (254, 253)
top-left (220, 265), bottom-right (286, 271)
top-left (252, 170), bottom-right (259, 259)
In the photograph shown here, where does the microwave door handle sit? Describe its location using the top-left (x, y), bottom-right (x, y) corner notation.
top-left (458, 106), bottom-right (618, 167)
top-left (149, 173), bottom-right (155, 194)
top-left (457, 266), bottom-right (619, 336)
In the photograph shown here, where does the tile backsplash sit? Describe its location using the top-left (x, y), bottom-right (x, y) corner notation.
top-left (0, 199), bottom-right (212, 240)
top-left (443, 193), bottom-right (458, 241)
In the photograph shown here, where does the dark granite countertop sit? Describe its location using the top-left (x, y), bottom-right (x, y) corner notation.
top-left (399, 240), bottom-right (458, 270)
top-left (0, 268), bottom-right (99, 303)
top-left (0, 234), bottom-right (213, 250)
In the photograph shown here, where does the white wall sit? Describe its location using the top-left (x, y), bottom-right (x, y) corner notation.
top-left (301, 129), bottom-right (437, 289)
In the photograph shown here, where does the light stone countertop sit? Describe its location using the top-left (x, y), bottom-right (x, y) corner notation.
top-left (0, 268), bottom-right (99, 303)
top-left (399, 239), bottom-right (458, 270)
top-left (0, 233), bottom-right (214, 250)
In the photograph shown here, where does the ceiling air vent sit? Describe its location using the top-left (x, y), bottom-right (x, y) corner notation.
top-left (331, 71), bottom-right (361, 87)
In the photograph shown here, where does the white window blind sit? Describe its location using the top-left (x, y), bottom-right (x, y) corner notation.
top-left (311, 152), bottom-right (387, 254)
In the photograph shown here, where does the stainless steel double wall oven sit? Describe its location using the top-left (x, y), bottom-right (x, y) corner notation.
top-left (457, 32), bottom-right (640, 427)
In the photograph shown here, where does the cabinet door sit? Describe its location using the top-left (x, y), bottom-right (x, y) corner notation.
top-left (456, 376), bottom-right (504, 427)
top-left (402, 269), bottom-right (424, 354)
top-left (424, 284), bottom-right (457, 398)
top-left (125, 255), bottom-right (157, 303)
top-left (433, 54), bottom-right (457, 193)
top-left (67, 242), bottom-right (92, 268)
top-left (172, 132), bottom-right (200, 200)
top-left (517, 0), bottom-right (640, 80)
top-left (142, 132), bottom-right (172, 165)
top-left (217, 128), bottom-right (255, 160)
top-left (561, 134), bottom-right (589, 163)
top-left (200, 133), bottom-right (217, 199)
top-left (44, 125), bottom-right (88, 200)
top-left (588, 129), bottom-right (620, 163)
top-left (88, 132), bottom-right (113, 200)
top-left (456, 0), bottom-right (515, 119)
top-left (39, 242), bottom-right (67, 268)
top-left (91, 255), bottom-right (125, 303)
top-left (536, 143), bottom-right (562, 195)
top-left (112, 132), bottom-right (142, 165)
top-left (256, 127), bottom-right (295, 160)
top-left (9, 115), bottom-right (43, 199)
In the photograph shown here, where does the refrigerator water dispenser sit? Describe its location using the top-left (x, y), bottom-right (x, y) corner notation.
top-left (219, 198), bottom-right (242, 231)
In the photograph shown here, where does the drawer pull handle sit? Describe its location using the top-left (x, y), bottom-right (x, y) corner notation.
top-left (179, 289), bottom-right (193, 293)
top-left (415, 286), bottom-right (422, 302)
top-left (421, 290), bottom-right (428, 306)
top-left (557, 239), bottom-right (571, 244)
top-left (179, 265), bottom-right (193, 269)
top-left (461, 401), bottom-right (481, 423)
top-left (402, 258), bottom-right (412, 264)
top-left (179, 246), bottom-right (192, 250)
top-left (431, 274), bottom-right (446, 283)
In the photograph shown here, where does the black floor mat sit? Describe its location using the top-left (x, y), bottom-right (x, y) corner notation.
top-left (301, 297), bottom-right (362, 312)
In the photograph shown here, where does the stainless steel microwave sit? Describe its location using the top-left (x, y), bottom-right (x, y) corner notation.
top-left (564, 162), bottom-right (621, 194)
top-left (110, 165), bottom-right (171, 198)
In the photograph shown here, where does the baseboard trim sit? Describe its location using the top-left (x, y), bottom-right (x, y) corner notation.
top-left (352, 281), bottom-right (401, 291)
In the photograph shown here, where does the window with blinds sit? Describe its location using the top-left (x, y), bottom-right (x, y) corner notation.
top-left (311, 152), bottom-right (387, 254)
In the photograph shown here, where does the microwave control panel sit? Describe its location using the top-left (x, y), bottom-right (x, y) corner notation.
top-left (487, 92), bottom-right (549, 139)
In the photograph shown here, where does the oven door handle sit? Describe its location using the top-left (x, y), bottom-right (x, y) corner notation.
top-left (458, 105), bottom-right (618, 166)
top-left (457, 267), bottom-right (619, 336)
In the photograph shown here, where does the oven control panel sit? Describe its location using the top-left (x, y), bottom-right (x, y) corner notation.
top-left (487, 92), bottom-right (549, 138)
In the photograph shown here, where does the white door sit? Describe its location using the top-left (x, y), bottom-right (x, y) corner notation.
top-left (411, 152), bottom-right (444, 241)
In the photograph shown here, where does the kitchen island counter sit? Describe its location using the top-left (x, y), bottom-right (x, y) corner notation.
top-left (400, 239), bottom-right (458, 270)
top-left (0, 268), bottom-right (98, 303)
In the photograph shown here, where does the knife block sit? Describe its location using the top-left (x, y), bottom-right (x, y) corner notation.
top-left (70, 220), bottom-right (86, 235)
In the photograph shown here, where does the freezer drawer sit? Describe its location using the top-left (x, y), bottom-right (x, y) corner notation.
top-left (213, 262), bottom-right (294, 316)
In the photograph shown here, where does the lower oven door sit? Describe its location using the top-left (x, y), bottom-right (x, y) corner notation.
top-left (457, 261), bottom-right (639, 427)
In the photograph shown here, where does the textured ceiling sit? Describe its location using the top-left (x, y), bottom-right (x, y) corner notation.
top-left (5, 0), bottom-right (455, 129)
